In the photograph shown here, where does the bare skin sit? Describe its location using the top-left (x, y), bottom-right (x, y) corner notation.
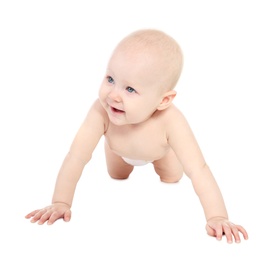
top-left (25, 29), bottom-right (248, 243)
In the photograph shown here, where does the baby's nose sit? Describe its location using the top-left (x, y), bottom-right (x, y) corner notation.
top-left (108, 88), bottom-right (122, 102)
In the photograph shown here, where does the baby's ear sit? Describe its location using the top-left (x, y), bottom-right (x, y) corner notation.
top-left (157, 90), bottom-right (177, 110)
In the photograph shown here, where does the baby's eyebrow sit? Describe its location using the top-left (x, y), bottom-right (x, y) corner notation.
top-left (106, 68), bottom-right (113, 74)
top-left (105, 69), bottom-right (116, 78)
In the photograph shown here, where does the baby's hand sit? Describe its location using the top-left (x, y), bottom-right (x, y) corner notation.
top-left (25, 202), bottom-right (71, 225)
top-left (206, 217), bottom-right (248, 243)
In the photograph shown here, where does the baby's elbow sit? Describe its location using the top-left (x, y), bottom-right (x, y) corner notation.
top-left (66, 151), bottom-right (92, 166)
top-left (184, 162), bottom-right (209, 179)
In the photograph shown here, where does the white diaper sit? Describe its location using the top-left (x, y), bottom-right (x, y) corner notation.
top-left (122, 157), bottom-right (153, 166)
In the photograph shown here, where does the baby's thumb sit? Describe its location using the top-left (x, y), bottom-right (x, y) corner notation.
top-left (63, 210), bottom-right (72, 222)
top-left (205, 224), bottom-right (216, 237)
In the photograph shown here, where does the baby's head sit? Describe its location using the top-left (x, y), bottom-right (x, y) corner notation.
top-left (99, 29), bottom-right (184, 125)
top-left (109, 29), bottom-right (183, 94)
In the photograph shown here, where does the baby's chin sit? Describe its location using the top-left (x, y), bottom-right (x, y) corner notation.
top-left (107, 116), bottom-right (141, 126)
top-left (109, 117), bottom-right (152, 127)
top-left (109, 119), bottom-right (132, 126)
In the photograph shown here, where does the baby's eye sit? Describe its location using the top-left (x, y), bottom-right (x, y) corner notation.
top-left (126, 86), bottom-right (136, 93)
top-left (107, 76), bottom-right (114, 84)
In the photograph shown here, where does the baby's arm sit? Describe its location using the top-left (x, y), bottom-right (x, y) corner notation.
top-left (25, 100), bottom-right (107, 225)
top-left (167, 108), bottom-right (248, 243)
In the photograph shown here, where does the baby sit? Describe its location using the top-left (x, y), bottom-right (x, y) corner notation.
top-left (25, 29), bottom-right (248, 243)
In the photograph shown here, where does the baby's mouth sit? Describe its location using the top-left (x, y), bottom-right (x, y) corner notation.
top-left (111, 106), bottom-right (125, 113)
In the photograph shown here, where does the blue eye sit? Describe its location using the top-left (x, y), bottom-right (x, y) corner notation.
top-left (107, 76), bottom-right (114, 84)
top-left (126, 86), bottom-right (136, 93)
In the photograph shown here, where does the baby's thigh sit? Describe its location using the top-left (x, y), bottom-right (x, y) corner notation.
top-left (153, 148), bottom-right (183, 183)
top-left (104, 141), bottom-right (134, 179)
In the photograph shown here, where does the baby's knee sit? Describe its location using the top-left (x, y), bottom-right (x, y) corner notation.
top-left (157, 170), bottom-right (183, 184)
top-left (107, 169), bottom-right (132, 180)
top-left (109, 174), bottom-right (130, 180)
top-left (160, 174), bottom-right (182, 183)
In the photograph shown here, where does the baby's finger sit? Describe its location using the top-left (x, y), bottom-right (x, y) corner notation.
top-left (223, 224), bottom-right (233, 244)
top-left (215, 225), bottom-right (224, 241)
top-left (30, 209), bottom-right (47, 223)
top-left (236, 225), bottom-right (249, 240)
top-left (37, 210), bottom-right (53, 225)
top-left (205, 224), bottom-right (215, 237)
top-left (47, 211), bottom-right (64, 225)
top-left (25, 210), bottom-right (40, 219)
top-left (231, 225), bottom-right (241, 243)
top-left (63, 210), bottom-right (71, 222)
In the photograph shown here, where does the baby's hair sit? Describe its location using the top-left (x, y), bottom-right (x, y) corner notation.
top-left (117, 29), bottom-right (184, 91)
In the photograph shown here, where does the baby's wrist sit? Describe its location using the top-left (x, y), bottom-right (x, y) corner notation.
top-left (207, 216), bottom-right (228, 222)
top-left (52, 201), bottom-right (71, 208)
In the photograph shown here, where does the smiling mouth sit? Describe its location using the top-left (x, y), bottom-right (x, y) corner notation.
top-left (110, 106), bottom-right (125, 113)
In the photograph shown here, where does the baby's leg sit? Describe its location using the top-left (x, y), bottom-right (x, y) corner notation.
top-left (153, 148), bottom-right (183, 183)
top-left (104, 141), bottom-right (134, 179)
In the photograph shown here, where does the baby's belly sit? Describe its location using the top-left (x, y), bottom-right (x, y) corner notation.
top-left (105, 137), bottom-right (170, 162)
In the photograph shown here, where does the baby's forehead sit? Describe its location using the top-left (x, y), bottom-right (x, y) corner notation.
top-left (116, 34), bottom-right (169, 55)
top-left (108, 30), bottom-right (183, 90)
top-left (115, 30), bottom-right (181, 63)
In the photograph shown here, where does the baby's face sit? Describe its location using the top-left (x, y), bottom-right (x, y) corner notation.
top-left (99, 48), bottom-right (166, 126)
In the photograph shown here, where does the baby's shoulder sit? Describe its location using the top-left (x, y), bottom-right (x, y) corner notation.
top-left (157, 104), bottom-right (185, 121)
top-left (154, 104), bottom-right (189, 133)
top-left (85, 99), bottom-right (109, 129)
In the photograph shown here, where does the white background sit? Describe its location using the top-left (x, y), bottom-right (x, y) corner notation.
top-left (1, 0), bottom-right (268, 259)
